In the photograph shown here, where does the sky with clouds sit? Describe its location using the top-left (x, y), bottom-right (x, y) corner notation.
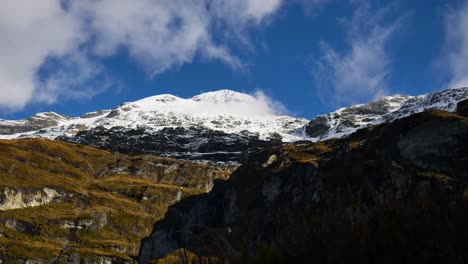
top-left (1, 0), bottom-right (467, 119)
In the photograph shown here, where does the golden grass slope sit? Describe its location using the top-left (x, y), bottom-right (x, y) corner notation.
top-left (0, 139), bottom-right (233, 263)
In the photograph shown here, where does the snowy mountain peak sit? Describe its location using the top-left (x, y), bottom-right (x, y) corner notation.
top-left (27, 111), bottom-right (69, 121)
top-left (0, 88), bottom-right (467, 163)
top-left (1, 87), bottom-right (467, 160)
top-left (108, 90), bottom-right (280, 118)
top-left (127, 90), bottom-right (254, 110)
top-left (191, 89), bottom-right (254, 104)
top-left (0, 90), bottom-right (308, 142)
top-left (131, 94), bottom-right (182, 107)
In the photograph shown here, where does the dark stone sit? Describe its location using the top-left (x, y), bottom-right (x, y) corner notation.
top-left (457, 99), bottom-right (468, 117)
top-left (305, 116), bottom-right (330, 137)
top-left (58, 126), bottom-right (282, 163)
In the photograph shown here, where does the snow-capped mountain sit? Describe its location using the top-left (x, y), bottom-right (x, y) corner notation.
top-left (0, 90), bottom-right (307, 162)
top-left (1, 87), bottom-right (467, 163)
top-left (305, 87), bottom-right (468, 140)
top-left (0, 90), bottom-right (306, 141)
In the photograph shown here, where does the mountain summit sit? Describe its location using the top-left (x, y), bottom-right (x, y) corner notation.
top-left (0, 90), bottom-right (305, 141)
top-left (1, 88), bottom-right (467, 162)
top-left (0, 90), bottom-right (307, 162)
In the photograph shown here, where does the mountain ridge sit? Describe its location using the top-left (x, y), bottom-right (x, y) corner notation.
top-left (1, 87), bottom-right (467, 163)
top-left (305, 87), bottom-right (468, 140)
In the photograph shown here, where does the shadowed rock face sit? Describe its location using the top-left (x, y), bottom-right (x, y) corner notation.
top-left (139, 109), bottom-right (468, 263)
top-left (58, 126), bottom-right (283, 163)
top-left (457, 99), bottom-right (468, 116)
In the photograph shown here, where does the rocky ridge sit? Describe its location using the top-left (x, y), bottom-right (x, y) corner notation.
top-left (305, 87), bottom-right (468, 140)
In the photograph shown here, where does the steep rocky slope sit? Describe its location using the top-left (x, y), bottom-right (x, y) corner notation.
top-left (139, 100), bottom-right (468, 263)
top-left (0, 139), bottom-right (233, 263)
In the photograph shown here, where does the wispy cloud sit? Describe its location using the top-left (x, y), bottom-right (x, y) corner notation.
top-left (253, 90), bottom-right (289, 115)
top-left (0, 0), bottom-right (294, 111)
top-left (442, 0), bottom-right (468, 89)
top-left (35, 51), bottom-right (116, 104)
top-left (293, 0), bottom-right (331, 16)
top-left (312, 1), bottom-right (400, 107)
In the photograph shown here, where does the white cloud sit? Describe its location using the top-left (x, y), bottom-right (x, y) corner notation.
top-left (246, 0), bottom-right (283, 22)
top-left (72, 0), bottom-right (237, 76)
top-left (443, 0), bottom-right (468, 89)
top-left (312, 1), bottom-right (399, 107)
top-left (253, 90), bottom-right (288, 115)
top-left (0, 0), bottom-right (83, 110)
top-left (0, 0), bottom-right (288, 111)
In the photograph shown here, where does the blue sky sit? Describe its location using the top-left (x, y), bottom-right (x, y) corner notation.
top-left (1, 0), bottom-right (468, 120)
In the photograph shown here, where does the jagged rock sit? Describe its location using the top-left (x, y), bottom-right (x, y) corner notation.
top-left (0, 187), bottom-right (70, 210)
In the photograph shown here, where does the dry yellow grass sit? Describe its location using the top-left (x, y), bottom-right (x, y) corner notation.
top-left (0, 138), bottom-right (232, 261)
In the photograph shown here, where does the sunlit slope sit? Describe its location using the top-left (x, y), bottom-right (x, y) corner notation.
top-left (0, 139), bottom-right (232, 263)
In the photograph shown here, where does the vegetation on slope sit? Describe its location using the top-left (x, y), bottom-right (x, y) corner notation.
top-left (0, 139), bottom-right (233, 263)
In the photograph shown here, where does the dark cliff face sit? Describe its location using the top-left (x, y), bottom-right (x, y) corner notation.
top-left (58, 126), bottom-right (283, 163)
top-left (139, 106), bottom-right (468, 263)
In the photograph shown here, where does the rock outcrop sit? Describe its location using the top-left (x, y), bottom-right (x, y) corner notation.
top-left (0, 187), bottom-right (71, 210)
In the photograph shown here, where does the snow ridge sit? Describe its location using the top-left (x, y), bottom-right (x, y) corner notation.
top-left (305, 87), bottom-right (468, 140)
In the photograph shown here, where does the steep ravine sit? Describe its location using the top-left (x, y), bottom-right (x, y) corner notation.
top-left (139, 100), bottom-right (468, 263)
